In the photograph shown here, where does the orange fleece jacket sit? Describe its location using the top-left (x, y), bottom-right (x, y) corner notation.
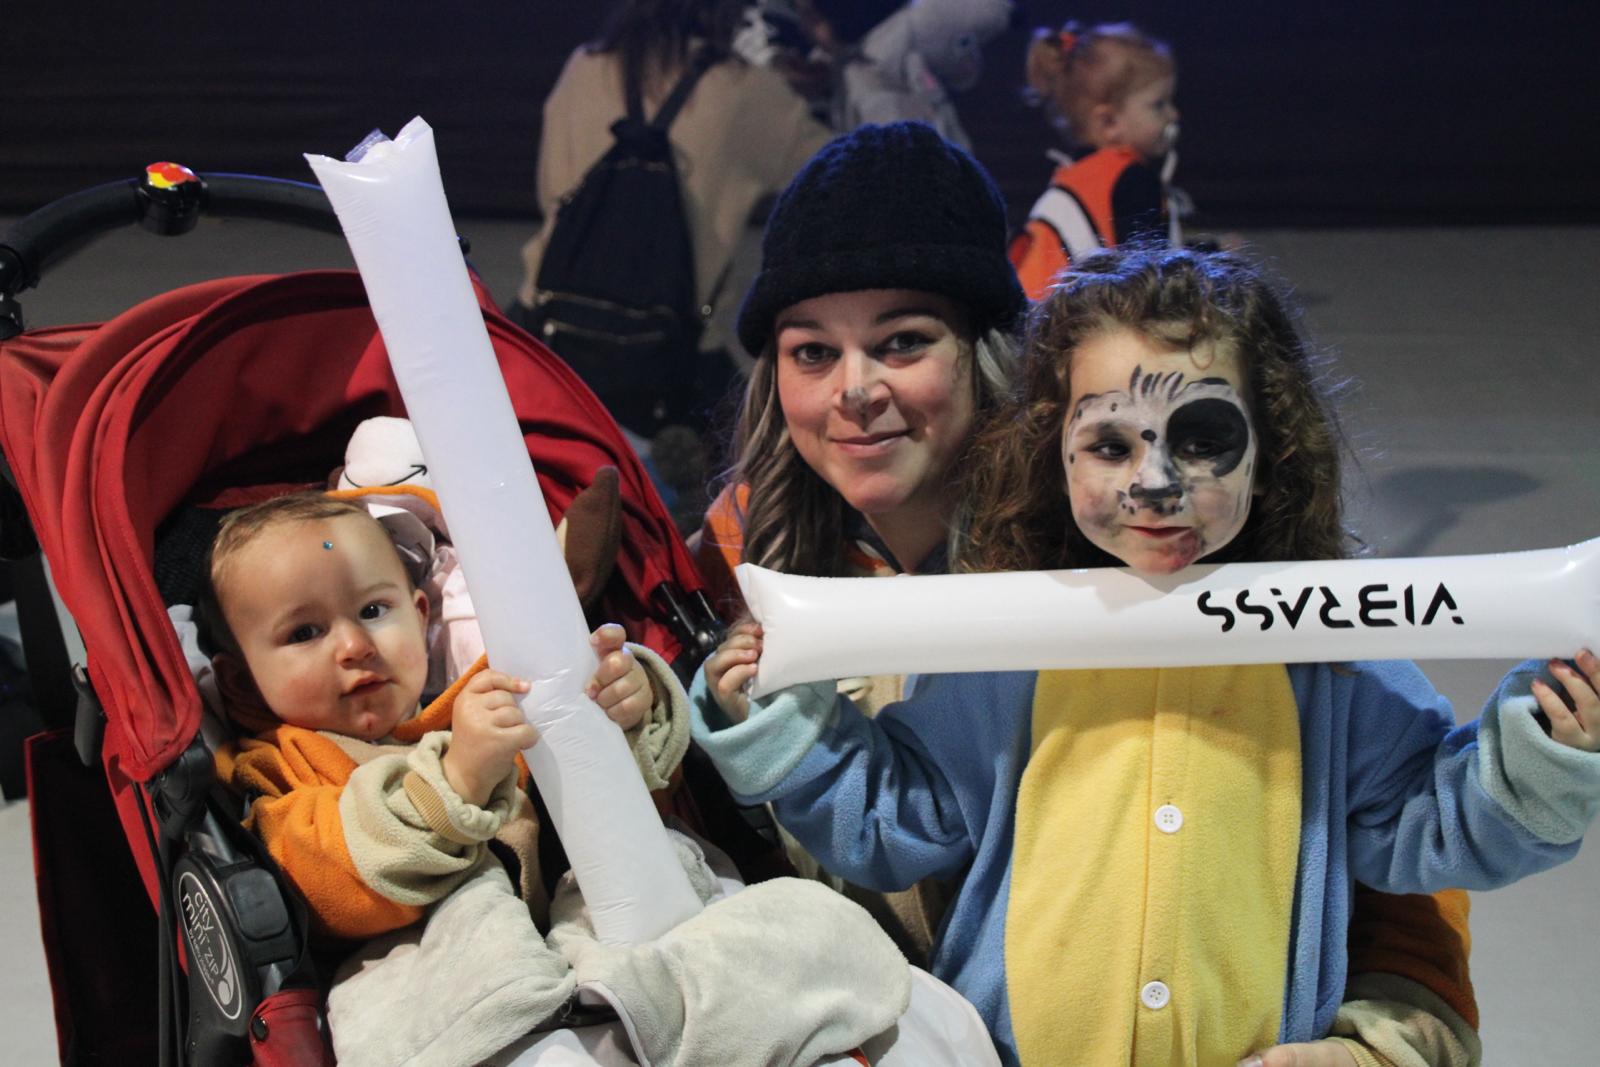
top-left (215, 658), bottom-right (528, 943)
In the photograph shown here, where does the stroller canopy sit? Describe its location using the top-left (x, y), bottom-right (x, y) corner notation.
top-left (0, 269), bottom-right (704, 786)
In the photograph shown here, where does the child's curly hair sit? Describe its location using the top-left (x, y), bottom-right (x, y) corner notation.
top-left (959, 246), bottom-right (1353, 574)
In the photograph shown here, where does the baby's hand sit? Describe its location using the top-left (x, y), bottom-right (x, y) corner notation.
top-left (444, 670), bottom-right (539, 807)
top-left (1532, 648), bottom-right (1600, 752)
top-left (587, 623), bottom-right (653, 732)
top-left (704, 621), bottom-right (762, 724)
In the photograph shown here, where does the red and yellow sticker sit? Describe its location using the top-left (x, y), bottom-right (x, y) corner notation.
top-left (145, 161), bottom-right (199, 189)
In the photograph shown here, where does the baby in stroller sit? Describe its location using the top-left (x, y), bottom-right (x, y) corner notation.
top-left (189, 468), bottom-right (711, 1065)
top-left (193, 470), bottom-right (922, 1067)
top-left (201, 491), bottom-right (685, 943)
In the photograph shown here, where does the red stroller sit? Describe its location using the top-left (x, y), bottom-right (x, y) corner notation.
top-left (0, 168), bottom-right (748, 1065)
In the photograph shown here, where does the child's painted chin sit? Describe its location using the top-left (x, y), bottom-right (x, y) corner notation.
top-left (1119, 531), bottom-right (1204, 575)
top-left (1128, 554), bottom-right (1195, 577)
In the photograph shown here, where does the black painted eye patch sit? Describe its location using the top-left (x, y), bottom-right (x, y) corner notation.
top-left (1166, 397), bottom-right (1250, 476)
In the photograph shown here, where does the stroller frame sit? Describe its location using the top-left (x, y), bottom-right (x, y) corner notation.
top-left (0, 165), bottom-right (729, 1066)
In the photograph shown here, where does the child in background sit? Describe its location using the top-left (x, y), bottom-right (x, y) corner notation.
top-left (693, 248), bottom-right (1600, 1066)
top-left (1009, 22), bottom-right (1179, 301)
top-left (204, 493), bottom-right (685, 945)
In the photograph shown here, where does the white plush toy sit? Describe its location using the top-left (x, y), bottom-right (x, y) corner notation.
top-left (336, 415), bottom-right (484, 693)
top-left (335, 415), bottom-right (621, 696)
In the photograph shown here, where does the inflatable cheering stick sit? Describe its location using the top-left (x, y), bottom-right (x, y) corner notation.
top-left (308, 119), bottom-right (702, 945)
top-left (741, 538), bottom-right (1600, 697)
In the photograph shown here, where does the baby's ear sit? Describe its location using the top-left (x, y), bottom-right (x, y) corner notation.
top-left (213, 652), bottom-right (267, 715)
top-left (412, 585), bottom-right (430, 624)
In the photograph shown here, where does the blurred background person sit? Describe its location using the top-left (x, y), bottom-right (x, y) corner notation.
top-left (509, 0), bottom-right (831, 530)
top-left (735, 0), bottom-right (1015, 148)
top-left (1008, 21), bottom-right (1181, 301)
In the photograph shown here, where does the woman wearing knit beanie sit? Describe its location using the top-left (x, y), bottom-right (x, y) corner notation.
top-left (689, 120), bottom-right (1023, 963)
top-left (698, 121), bottom-right (1023, 601)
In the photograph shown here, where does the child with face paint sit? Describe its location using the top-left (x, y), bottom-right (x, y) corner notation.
top-left (692, 248), bottom-right (1600, 1067)
top-left (1009, 21), bottom-right (1181, 302)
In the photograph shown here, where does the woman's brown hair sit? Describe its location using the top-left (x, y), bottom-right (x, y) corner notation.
top-left (961, 246), bottom-right (1353, 574)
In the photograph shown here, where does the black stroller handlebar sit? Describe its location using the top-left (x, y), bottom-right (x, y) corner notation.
top-left (1, 169), bottom-right (341, 295)
top-left (0, 164), bottom-right (475, 342)
top-left (0, 181), bottom-right (144, 291)
top-left (0, 166), bottom-right (345, 340)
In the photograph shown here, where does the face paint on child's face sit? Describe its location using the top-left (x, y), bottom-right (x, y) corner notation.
top-left (1062, 329), bottom-right (1256, 575)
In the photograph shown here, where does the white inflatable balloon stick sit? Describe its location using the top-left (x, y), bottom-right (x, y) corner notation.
top-left (740, 537), bottom-right (1600, 698)
top-left (307, 118), bottom-right (701, 944)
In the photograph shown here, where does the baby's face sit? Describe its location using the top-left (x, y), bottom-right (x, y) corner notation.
top-left (218, 513), bottom-right (429, 740)
top-left (1061, 327), bottom-right (1256, 575)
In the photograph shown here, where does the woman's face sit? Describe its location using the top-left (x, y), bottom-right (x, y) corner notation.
top-left (775, 289), bottom-right (976, 527)
top-left (1061, 327), bottom-right (1257, 575)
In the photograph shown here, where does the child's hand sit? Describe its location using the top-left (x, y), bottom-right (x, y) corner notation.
top-left (443, 670), bottom-right (539, 807)
top-left (1237, 1040), bottom-right (1357, 1067)
top-left (586, 623), bottom-right (653, 732)
top-left (704, 621), bottom-right (762, 724)
top-left (1532, 648), bottom-right (1600, 752)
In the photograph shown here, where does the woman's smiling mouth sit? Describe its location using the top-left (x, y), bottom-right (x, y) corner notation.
top-left (833, 429), bottom-right (909, 455)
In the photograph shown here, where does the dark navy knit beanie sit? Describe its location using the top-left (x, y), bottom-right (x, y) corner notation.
top-left (736, 121), bottom-right (1026, 357)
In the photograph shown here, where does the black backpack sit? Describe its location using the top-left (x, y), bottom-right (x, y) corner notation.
top-left (522, 53), bottom-right (715, 438)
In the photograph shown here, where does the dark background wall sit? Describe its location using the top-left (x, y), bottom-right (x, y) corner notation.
top-left (4, 2), bottom-right (1594, 228)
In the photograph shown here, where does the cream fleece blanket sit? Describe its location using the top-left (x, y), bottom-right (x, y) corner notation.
top-left (328, 832), bottom-right (914, 1067)
top-left (328, 861), bottom-right (576, 1067)
top-left (548, 875), bottom-right (911, 1067)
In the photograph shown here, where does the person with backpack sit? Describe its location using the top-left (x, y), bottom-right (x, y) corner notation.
top-left (510, 0), bottom-right (831, 506)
